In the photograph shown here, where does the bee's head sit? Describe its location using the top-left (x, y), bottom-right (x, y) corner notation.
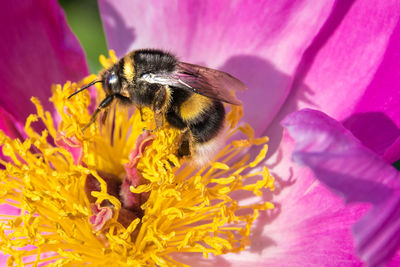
top-left (102, 69), bottom-right (121, 95)
top-left (68, 67), bottom-right (128, 101)
top-left (66, 68), bottom-right (118, 100)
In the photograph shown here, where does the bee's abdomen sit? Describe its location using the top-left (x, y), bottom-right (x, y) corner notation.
top-left (179, 93), bottom-right (213, 123)
top-left (188, 100), bottom-right (225, 143)
top-left (165, 89), bottom-right (225, 144)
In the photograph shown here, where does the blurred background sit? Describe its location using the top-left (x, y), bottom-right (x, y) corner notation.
top-left (59, 0), bottom-right (108, 72)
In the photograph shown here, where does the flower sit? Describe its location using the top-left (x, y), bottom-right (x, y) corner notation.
top-left (1, 0), bottom-right (400, 266)
top-left (99, 0), bottom-right (400, 265)
top-left (0, 2), bottom-right (273, 266)
top-left (0, 56), bottom-right (274, 265)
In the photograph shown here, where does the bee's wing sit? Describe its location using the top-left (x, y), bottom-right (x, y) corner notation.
top-left (140, 62), bottom-right (246, 105)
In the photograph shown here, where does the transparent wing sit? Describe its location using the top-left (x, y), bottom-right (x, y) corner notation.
top-left (140, 62), bottom-right (246, 105)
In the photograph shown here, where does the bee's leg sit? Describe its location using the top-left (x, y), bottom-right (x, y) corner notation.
top-left (165, 129), bottom-right (191, 168)
top-left (139, 107), bottom-right (145, 122)
top-left (154, 111), bottom-right (164, 129)
top-left (101, 108), bottom-right (109, 125)
top-left (143, 112), bottom-right (164, 133)
top-left (177, 128), bottom-right (192, 158)
top-left (82, 95), bottom-right (114, 131)
top-left (144, 86), bottom-right (169, 132)
top-left (152, 85), bottom-right (169, 127)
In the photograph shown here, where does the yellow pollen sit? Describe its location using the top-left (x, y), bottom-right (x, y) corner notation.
top-left (0, 50), bottom-right (275, 266)
top-left (123, 56), bottom-right (135, 81)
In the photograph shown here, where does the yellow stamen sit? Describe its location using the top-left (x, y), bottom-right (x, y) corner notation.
top-left (0, 50), bottom-right (274, 266)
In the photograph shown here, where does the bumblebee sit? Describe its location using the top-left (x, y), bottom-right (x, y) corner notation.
top-left (69, 49), bottom-right (246, 163)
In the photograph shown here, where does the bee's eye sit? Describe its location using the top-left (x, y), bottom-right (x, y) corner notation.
top-left (108, 72), bottom-right (118, 87)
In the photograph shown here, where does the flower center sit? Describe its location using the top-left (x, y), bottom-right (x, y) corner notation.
top-left (0, 51), bottom-right (275, 266)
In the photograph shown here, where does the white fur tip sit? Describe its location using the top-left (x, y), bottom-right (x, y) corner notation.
top-left (191, 130), bottom-right (226, 166)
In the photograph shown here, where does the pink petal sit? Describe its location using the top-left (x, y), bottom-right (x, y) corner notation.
top-left (383, 136), bottom-right (400, 164)
top-left (0, 107), bottom-right (26, 163)
top-left (89, 203), bottom-right (113, 232)
top-left (0, 0), bottom-right (88, 128)
top-left (0, 204), bottom-right (21, 264)
top-left (302, 0), bottom-right (400, 121)
top-left (282, 109), bottom-right (400, 204)
top-left (268, 0), bottom-right (400, 158)
top-left (0, 204), bottom-right (20, 216)
top-left (125, 131), bottom-right (155, 172)
top-left (354, 191), bottom-right (400, 267)
top-left (0, 106), bottom-right (24, 140)
top-left (55, 132), bottom-right (83, 165)
top-left (121, 132), bottom-right (154, 210)
top-left (264, 1), bottom-right (400, 157)
top-left (222, 136), bottom-right (367, 265)
top-left (0, 255), bottom-right (6, 266)
top-left (261, 2), bottom-right (400, 263)
top-left (263, 182), bottom-right (365, 266)
top-left (343, 112), bottom-right (400, 163)
top-left (282, 109), bottom-right (400, 266)
top-left (351, 19), bottom-right (400, 160)
top-left (98, 0), bottom-right (336, 135)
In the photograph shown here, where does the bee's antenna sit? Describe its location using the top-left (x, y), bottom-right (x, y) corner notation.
top-left (68, 80), bottom-right (102, 99)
